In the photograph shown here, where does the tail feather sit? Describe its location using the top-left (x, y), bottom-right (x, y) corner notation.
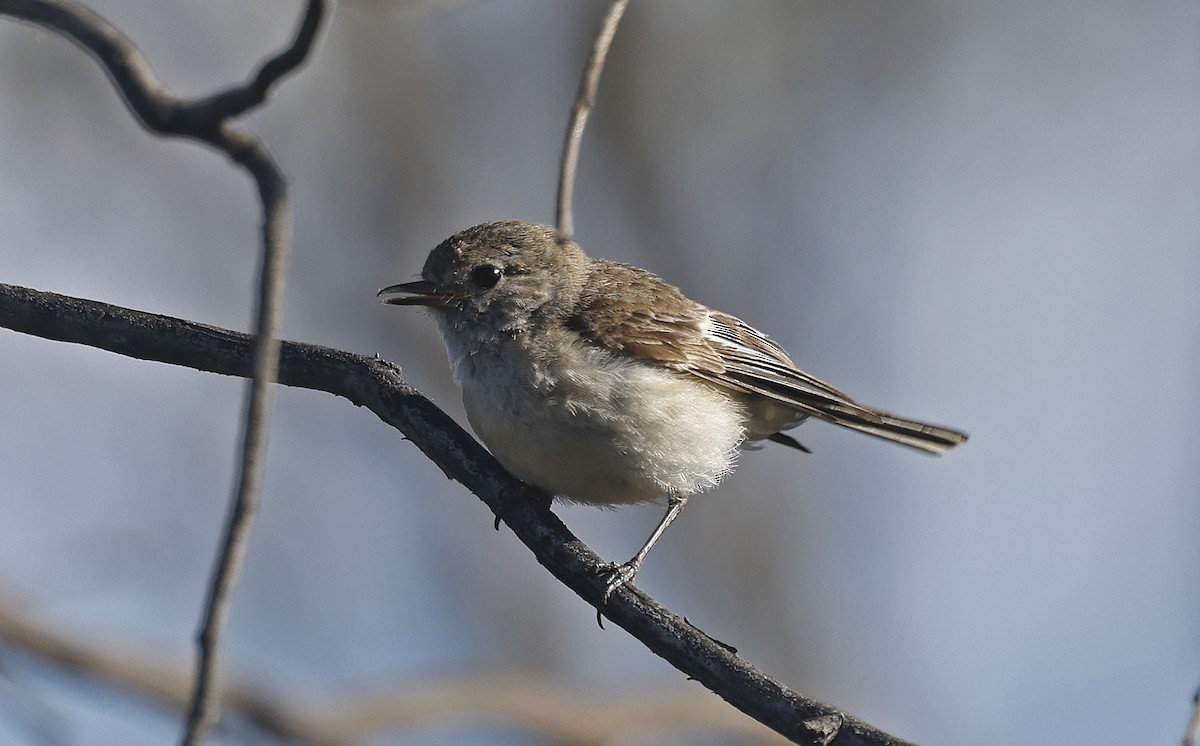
top-left (817, 404), bottom-right (968, 455)
top-left (706, 369), bottom-right (969, 455)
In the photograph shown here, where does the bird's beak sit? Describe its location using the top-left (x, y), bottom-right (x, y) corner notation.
top-left (377, 280), bottom-right (464, 307)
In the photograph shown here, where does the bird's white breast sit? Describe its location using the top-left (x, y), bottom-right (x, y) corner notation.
top-left (438, 323), bottom-right (746, 506)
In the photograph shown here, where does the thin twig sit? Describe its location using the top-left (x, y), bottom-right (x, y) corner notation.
top-left (0, 0), bottom-right (326, 137)
top-left (0, 2), bottom-right (332, 745)
top-left (180, 158), bottom-right (286, 745)
top-left (179, 129), bottom-right (296, 745)
top-left (0, 282), bottom-right (919, 746)
top-left (556, 0), bottom-right (630, 241)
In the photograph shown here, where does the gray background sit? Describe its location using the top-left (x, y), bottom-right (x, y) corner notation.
top-left (0, 1), bottom-right (1197, 744)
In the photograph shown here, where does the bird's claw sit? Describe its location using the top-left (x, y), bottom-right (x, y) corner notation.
top-left (599, 560), bottom-right (642, 603)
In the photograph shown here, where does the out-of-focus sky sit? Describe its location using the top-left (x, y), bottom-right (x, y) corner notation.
top-left (0, 1), bottom-right (1197, 744)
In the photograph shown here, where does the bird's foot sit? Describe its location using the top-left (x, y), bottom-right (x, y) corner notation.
top-left (599, 559), bottom-right (642, 603)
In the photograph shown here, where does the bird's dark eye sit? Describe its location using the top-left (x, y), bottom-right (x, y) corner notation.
top-left (470, 264), bottom-right (503, 289)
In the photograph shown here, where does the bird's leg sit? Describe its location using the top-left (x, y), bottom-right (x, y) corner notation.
top-left (601, 493), bottom-right (688, 603)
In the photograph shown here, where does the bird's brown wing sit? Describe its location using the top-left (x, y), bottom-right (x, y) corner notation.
top-left (567, 259), bottom-right (728, 372)
top-left (570, 260), bottom-right (967, 455)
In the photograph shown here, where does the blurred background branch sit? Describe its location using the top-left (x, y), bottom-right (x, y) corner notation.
top-left (0, 593), bottom-right (789, 745)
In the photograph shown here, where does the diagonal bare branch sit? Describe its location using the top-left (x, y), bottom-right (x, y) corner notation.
top-left (0, 282), bottom-right (919, 746)
top-left (0, 2), bottom-right (333, 744)
top-left (556, 0), bottom-right (630, 241)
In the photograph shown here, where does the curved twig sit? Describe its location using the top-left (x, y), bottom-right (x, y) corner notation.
top-left (556, 0), bottom-right (630, 241)
top-left (0, 0), bottom-right (327, 134)
top-left (0, 283), bottom-right (919, 746)
top-left (0, 2), bottom-right (332, 745)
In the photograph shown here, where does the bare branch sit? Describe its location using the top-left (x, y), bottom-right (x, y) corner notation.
top-left (0, 2), bottom-right (332, 744)
top-left (182, 163), bottom-right (285, 746)
top-left (191, 0), bottom-right (329, 121)
top-left (556, 0), bottom-right (630, 241)
top-left (0, 283), bottom-right (919, 746)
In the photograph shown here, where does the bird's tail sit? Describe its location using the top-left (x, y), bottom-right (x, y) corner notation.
top-left (818, 403), bottom-right (968, 455)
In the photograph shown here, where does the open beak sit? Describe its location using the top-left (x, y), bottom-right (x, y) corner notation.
top-left (376, 280), bottom-right (464, 308)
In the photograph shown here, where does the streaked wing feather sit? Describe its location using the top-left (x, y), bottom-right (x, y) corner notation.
top-left (701, 313), bottom-right (967, 454)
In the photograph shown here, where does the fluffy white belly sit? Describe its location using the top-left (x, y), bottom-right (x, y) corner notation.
top-left (451, 335), bottom-right (746, 506)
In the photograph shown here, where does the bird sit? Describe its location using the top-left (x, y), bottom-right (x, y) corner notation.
top-left (379, 220), bottom-right (967, 600)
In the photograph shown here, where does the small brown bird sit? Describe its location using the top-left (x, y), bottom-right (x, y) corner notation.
top-left (380, 221), bottom-right (967, 599)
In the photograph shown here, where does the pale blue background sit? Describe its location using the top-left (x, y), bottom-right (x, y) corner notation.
top-left (0, 1), bottom-right (1197, 744)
